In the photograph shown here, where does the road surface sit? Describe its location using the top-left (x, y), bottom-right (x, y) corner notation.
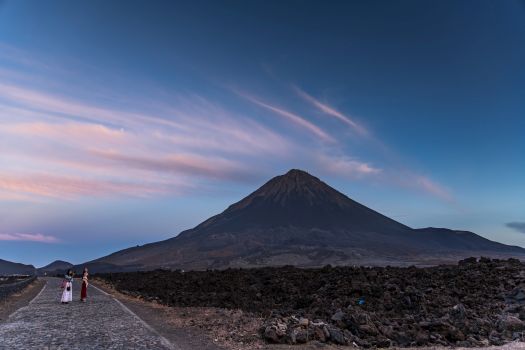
top-left (0, 277), bottom-right (177, 350)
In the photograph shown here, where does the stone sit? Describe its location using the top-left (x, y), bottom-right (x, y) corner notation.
top-left (264, 327), bottom-right (279, 343)
top-left (322, 325), bottom-right (330, 339)
top-left (415, 331), bottom-right (429, 345)
top-left (450, 303), bottom-right (467, 321)
top-left (328, 327), bottom-right (347, 345)
top-left (394, 331), bottom-right (411, 346)
top-left (295, 328), bottom-right (308, 343)
top-left (376, 336), bottom-right (391, 348)
top-left (313, 326), bottom-right (326, 342)
top-left (459, 257), bottom-right (477, 265)
top-left (497, 315), bottom-right (525, 332)
top-left (446, 327), bottom-right (466, 342)
top-left (298, 317), bottom-right (309, 326)
top-left (276, 321), bottom-right (287, 336)
top-left (331, 310), bottom-right (345, 322)
top-left (489, 330), bottom-right (504, 345)
top-left (358, 324), bottom-right (378, 336)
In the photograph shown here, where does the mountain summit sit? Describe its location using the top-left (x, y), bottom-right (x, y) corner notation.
top-left (182, 168), bottom-right (408, 237)
top-left (88, 169), bottom-right (525, 271)
top-left (37, 260), bottom-right (73, 275)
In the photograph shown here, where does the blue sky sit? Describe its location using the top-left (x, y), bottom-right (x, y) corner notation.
top-left (0, 0), bottom-right (524, 267)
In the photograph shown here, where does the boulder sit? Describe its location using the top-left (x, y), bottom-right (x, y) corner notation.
top-left (294, 328), bottom-right (308, 343)
top-left (328, 327), bottom-right (347, 345)
top-left (497, 315), bottom-right (525, 332)
top-left (263, 326), bottom-right (279, 343)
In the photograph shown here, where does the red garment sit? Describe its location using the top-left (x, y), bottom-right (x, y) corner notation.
top-left (80, 281), bottom-right (87, 299)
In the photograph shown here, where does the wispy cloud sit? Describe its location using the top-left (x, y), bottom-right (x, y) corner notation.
top-left (315, 153), bottom-right (381, 178)
top-left (411, 175), bottom-right (453, 202)
top-left (235, 91), bottom-right (336, 143)
top-left (0, 82), bottom-right (183, 130)
top-left (507, 222), bottom-right (525, 234)
top-left (1, 121), bottom-right (128, 146)
top-left (293, 85), bottom-right (368, 136)
top-left (0, 233), bottom-right (60, 243)
top-left (0, 172), bottom-right (171, 199)
top-left (90, 150), bottom-right (257, 182)
top-left (289, 85), bottom-right (454, 201)
top-left (0, 45), bottom-right (453, 204)
top-left (0, 78), bottom-right (295, 200)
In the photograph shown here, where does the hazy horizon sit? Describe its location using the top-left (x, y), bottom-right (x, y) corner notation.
top-left (0, 0), bottom-right (524, 266)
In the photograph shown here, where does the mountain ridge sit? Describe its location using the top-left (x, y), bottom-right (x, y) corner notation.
top-left (84, 169), bottom-right (525, 272)
top-left (0, 258), bottom-right (36, 275)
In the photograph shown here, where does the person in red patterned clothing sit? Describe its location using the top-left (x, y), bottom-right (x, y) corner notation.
top-left (80, 267), bottom-right (89, 302)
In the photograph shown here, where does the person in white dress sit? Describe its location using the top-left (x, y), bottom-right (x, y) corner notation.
top-left (61, 270), bottom-right (74, 304)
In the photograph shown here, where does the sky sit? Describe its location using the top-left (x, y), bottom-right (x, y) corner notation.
top-left (0, 0), bottom-right (524, 267)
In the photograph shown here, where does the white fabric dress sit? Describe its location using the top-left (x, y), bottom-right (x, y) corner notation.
top-left (61, 280), bottom-right (73, 303)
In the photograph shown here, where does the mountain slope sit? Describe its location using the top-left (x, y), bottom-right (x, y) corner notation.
top-left (90, 169), bottom-right (525, 271)
top-left (37, 260), bottom-right (73, 275)
top-left (39, 260), bottom-right (73, 271)
top-left (0, 259), bottom-right (36, 275)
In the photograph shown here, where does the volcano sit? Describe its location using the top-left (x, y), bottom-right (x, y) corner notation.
top-left (88, 169), bottom-right (525, 271)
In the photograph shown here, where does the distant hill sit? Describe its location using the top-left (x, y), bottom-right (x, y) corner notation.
top-left (87, 169), bottom-right (525, 272)
top-left (0, 259), bottom-right (36, 275)
top-left (37, 260), bottom-right (73, 275)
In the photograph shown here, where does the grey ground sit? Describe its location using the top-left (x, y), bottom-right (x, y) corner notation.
top-left (0, 277), bottom-right (176, 350)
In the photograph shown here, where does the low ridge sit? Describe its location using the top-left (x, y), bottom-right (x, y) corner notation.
top-left (0, 258), bottom-right (36, 275)
top-left (37, 260), bottom-right (73, 275)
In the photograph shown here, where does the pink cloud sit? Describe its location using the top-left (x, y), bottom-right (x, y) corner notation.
top-left (0, 82), bottom-right (294, 201)
top-left (90, 150), bottom-right (259, 182)
top-left (1, 122), bottom-right (128, 146)
top-left (0, 173), bottom-right (171, 199)
top-left (382, 170), bottom-right (454, 202)
top-left (293, 86), bottom-right (368, 136)
top-left (0, 82), bottom-right (183, 130)
top-left (0, 59), bottom-right (455, 204)
top-left (0, 233), bottom-right (60, 243)
top-left (0, 190), bottom-right (44, 203)
top-left (412, 175), bottom-right (454, 202)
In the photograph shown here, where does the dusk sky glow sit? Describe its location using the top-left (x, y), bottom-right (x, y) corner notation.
top-left (0, 0), bottom-right (524, 266)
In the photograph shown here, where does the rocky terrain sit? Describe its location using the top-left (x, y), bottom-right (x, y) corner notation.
top-left (98, 257), bottom-right (525, 348)
top-left (0, 275), bottom-right (37, 301)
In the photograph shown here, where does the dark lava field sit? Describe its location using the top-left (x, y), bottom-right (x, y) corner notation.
top-left (97, 257), bottom-right (525, 347)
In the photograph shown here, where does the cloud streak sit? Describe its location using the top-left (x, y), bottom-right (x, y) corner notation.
top-left (315, 153), bottom-right (381, 178)
top-left (0, 172), bottom-right (171, 199)
top-left (289, 86), bottom-right (453, 201)
top-left (236, 92), bottom-right (335, 143)
top-left (293, 86), bottom-right (368, 136)
top-left (0, 233), bottom-right (60, 243)
top-left (411, 175), bottom-right (453, 202)
top-left (90, 150), bottom-right (258, 182)
top-left (0, 79), bottom-right (296, 200)
top-left (0, 47), bottom-right (453, 204)
top-left (507, 222), bottom-right (525, 234)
